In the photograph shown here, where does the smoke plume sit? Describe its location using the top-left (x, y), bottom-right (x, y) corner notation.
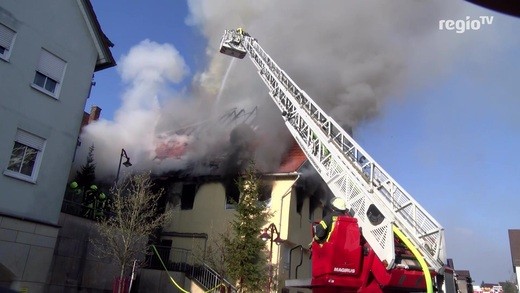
top-left (78, 0), bottom-right (503, 179)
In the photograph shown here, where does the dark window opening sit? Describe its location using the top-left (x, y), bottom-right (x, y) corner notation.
top-left (180, 184), bottom-right (197, 210)
top-left (309, 195), bottom-right (322, 220)
top-left (295, 186), bottom-right (305, 214)
top-left (225, 178), bottom-right (240, 207)
top-left (148, 239), bottom-right (172, 269)
top-left (258, 181), bottom-right (273, 202)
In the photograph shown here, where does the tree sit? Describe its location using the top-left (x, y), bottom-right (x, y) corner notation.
top-left (503, 281), bottom-right (518, 293)
top-left (75, 144), bottom-right (96, 188)
top-left (223, 162), bottom-right (271, 292)
top-left (91, 172), bottom-right (173, 293)
top-left (502, 274), bottom-right (519, 293)
top-left (198, 230), bottom-right (230, 278)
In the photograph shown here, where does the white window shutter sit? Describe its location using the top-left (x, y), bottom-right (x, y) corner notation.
top-left (37, 49), bottom-right (66, 82)
top-left (0, 23), bottom-right (15, 50)
top-left (15, 129), bottom-right (45, 150)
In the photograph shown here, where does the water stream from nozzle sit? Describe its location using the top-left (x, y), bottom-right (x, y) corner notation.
top-left (215, 57), bottom-right (236, 107)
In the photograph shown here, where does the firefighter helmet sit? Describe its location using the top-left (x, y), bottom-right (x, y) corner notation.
top-left (330, 197), bottom-right (347, 212)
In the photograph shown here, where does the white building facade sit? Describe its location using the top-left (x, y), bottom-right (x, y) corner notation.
top-left (0, 1), bottom-right (114, 291)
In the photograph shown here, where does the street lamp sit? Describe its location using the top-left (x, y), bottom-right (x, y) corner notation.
top-left (260, 223), bottom-right (283, 291)
top-left (115, 148), bottom-right (132, 183)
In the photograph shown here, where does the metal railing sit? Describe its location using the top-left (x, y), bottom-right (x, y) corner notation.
top-left (146, 245), bottom-right (237, 293)
top-left (61, 199), bottom-right (114, 221)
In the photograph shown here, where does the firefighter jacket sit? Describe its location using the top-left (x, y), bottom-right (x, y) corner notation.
top-left (314, 210), bottom-right (345, 242)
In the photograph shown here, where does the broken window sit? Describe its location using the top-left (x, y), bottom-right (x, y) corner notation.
top-left (295, 185), bottom-right (305, 214)
top-left (225, 177), bottom-right (273, 209)
top-left (180, 184), bottom-right (197, 210)
top-left (165, 182), bottom-right (182, 209)
top-left (258, 181), bottom-right (273, 203)
top-left (225, 178), bottom-right (240, 209)
top-left (308, 195), bottom-right (322, 221)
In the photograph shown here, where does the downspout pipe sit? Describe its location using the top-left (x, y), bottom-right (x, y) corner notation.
top-left (277, 172), bottom-right (301, 237)
top-left (262, 171), bottom-right (301, 280)
top-left (276, 172), bottom-right (301, 276)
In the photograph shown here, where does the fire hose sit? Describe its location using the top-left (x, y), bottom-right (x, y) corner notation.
top-left (392, 225), bottom-right (433, 293)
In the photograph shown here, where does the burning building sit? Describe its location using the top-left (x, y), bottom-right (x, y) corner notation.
top-left (140, 106), bottom-right (337, 291)
top-left (153, 107), bottom-right (258, 173)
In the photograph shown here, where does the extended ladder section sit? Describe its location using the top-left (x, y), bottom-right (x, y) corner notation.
top-left (219, 29), bottom-right (446, 273)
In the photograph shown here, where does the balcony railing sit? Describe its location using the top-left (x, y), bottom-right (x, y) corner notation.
top-left (61, 199), bottom-right (114, 221)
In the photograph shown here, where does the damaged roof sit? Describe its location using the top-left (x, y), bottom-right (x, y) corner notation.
top-left (276, 140), bottom-right (307, 173)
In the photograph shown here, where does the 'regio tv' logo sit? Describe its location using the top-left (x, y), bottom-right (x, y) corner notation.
top-left (439, 16), bottom-right (494, 33)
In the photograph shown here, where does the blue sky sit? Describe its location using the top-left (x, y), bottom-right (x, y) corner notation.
top-left (88, 0), bottom-right (206, 116)
top-left (87, 0), bottom-right (519, 284)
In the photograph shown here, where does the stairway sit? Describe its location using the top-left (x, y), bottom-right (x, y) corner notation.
top-left (148, 245), bottom-right (237, 293)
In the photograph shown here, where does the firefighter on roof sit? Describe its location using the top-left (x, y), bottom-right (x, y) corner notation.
top-left (314, 197), bottom-right (349, 243)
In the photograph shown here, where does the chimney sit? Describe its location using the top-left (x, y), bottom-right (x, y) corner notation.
top-left (88, 106), bottom-right (102, 124)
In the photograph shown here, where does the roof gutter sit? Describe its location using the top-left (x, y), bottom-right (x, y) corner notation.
top-left (262, 171), bottom-right (301, 179)
top-left (76, 0), bottom-right (116, 71)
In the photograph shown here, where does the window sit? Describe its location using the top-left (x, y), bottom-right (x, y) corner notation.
top-left (32, 49), bottom-right (66, 97)
top-left (180, 184), bottom-right (197, 210)
top-left (225, 178), bottom-right (240, 209)
top-left (4, 129), bottom-right (45, 182)
top-left (308, 195), bottom-right (322, 221)
top-left (0, 23), bottom-right (15, 61)
top-left (34, 71), bottom-right (57, 93)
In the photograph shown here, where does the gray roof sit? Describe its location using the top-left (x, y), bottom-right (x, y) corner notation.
top-left (455, 270), bottom-right (471, 278)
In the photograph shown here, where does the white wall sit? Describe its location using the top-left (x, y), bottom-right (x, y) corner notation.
top-left (0, 1), bottom-right (109, 291)
top-left (0, 0), bottom-right (98, 224)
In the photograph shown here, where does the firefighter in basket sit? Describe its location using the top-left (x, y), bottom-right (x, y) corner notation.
top-left (313, 197), bottom-right (349, 243)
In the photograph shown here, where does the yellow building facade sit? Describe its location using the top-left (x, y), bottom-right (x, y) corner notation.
top-left (159, 171), bottom-right (324, 292)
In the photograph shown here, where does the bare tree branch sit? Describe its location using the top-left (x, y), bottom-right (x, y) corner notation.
top-left (90, 172), bottom-right (173, 291)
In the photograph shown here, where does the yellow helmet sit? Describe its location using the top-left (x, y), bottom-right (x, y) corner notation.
top-left (69, 181), bottom-right (78, 189)
top-left (330, 197), bottom-right (347, 212)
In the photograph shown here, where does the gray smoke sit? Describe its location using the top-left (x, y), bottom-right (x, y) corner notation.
top-left (78, 0), bottom-right (504, 178)
top-left (180, 0), bottom-right (491, 170)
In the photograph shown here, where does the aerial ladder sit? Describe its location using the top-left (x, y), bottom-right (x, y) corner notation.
top-left (219, 28), bottom-right (450, 292)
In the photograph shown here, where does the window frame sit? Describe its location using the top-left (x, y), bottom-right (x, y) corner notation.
top-left (0, 22), bottom-right (16, 61)
top-left (33, 71), bottom-right (58, 93)
top-left (31, 49), bottom-right (66, 98)
top-left (3, 129), bottom-right (46, 183)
